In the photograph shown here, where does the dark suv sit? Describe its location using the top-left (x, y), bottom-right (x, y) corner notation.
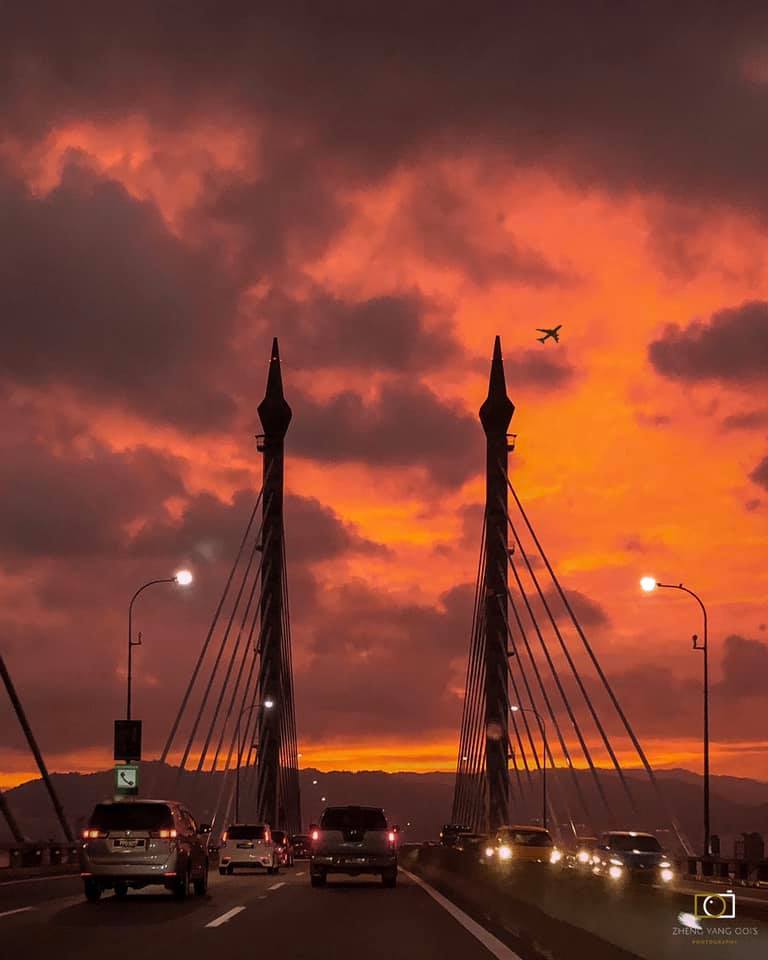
top-left (310, 805), bottom-right (397, 888)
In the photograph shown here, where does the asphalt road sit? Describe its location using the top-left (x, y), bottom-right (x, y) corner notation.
top-left (0, 863), bottom-right (536, 960)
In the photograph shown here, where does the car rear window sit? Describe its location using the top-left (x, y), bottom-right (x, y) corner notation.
top-left (227, 824), bottom-right (266, 840)
top-left (321, 807), bottom-right (387, 831)
top-left (292, 835), bottom-right (309, 843)
top-left (510, 830), bottom-right (553, 845)
top-left (610, 834), bottom-right (662, 852)
top-left (89, 803), bottom-right (173, 831)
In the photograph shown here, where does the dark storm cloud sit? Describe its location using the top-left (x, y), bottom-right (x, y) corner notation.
top-left (297, 580), bottom-right (475, 737)
top-left (503, 351), bottom-right (575, 389)
top-left (252, 289), bottom-right (462, 372)
top-left (5, 4), bottom-right (768, 214)
top-left (748, 455), bottom-right (768, 490)
top-left (131, 488), bottom-right (386, 565)
top-left (188, 141), bottom-right (347, 278)
top-left (0, 161), bottom-right (237, 431)
top-left (648, 301), bottom-right (768, 384)
top-left (288, 380), bottom-right (482, 487)
top-left (715, 635), bottom-right (768, 699)
top-left (403, 177), bottom-right (572, 287)
top-left (0, 441), bottom-right (184, 561)
top-left (721, 409), bottom-right (768, 430)
top-left (522, 586), bottom-right (610, 632)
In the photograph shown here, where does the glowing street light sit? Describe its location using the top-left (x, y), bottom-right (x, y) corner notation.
top-left (234, 698), bottom-right (274, 820)
top-left (510, 704), bottom-right (548, 829)
top-left (640, 575), bottom-right (710, 856)
top-left (127, 571), bottom-right (194, 720)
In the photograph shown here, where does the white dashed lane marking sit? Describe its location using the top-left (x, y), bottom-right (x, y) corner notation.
top-left (0, 907), bottom-right (35, 920)
top-left (205, 906), bottom-right (246, 928)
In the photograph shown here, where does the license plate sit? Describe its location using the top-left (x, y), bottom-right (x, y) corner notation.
top-left (344, 857), bottom-right (369, 864)
top-left (237, 842), bottom-right (253, 848)
top-left (113, 839), bottom-right (143, 848)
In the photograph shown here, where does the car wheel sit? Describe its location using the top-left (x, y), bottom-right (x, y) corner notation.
top-left (83, 879), bottom-right (101, 903)
top-left (310, 870), bottom-right (326, 887)
top-left (381, 868), bottom-right (397, 888)
top-left (173, 866), bottom-right (190, 900)
top-left (114, 881), bottom-right (129, 898)
top-left (226, 864), bottom-right (234, 876)
top-left (219, 867), bottom-right (227, 876)
top-left (193, 862), bottom-right (208, 896)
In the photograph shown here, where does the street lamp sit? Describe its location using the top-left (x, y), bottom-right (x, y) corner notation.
top-left (234, 699), bottom-right (274, 821)
top-left (127, 570), bottom-right (193, 720)
top-left (511, 704), bottom-right (548, 829)
top-left (640, 576), bottom-right (710, 856)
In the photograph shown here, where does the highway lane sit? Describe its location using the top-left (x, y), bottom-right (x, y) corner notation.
top-left (0, 864), bottom-right (534, 960)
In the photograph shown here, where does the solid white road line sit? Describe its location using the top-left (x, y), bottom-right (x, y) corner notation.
top-left (294, 871), bottom-right (305, 876)
top-left (0, 874), bottom-right (77, 887)
top-left (0, 907), bottom-right (35, 920)
top-left (268, 881), bottom-right (285, 890)
top-left (205, 906), bottom-right (246, 928)
top-left (401, 869), bottom-right (523, 960)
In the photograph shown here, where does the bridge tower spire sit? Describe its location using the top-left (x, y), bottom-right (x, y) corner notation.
top-left (479, 336), bottom-right (514, 831)
top-left (255, 338), bottom-right (292, 829)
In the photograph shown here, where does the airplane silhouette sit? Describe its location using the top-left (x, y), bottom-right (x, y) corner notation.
top-left (536, 324), bottom-right (562, 343)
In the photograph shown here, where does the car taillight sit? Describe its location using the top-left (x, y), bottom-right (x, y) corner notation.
top-left (388, 832), bottom-right (395, 843)
top-left (311, 830), bottom-right (319, 841)
top-left (82, 829), bottom-right (107, 839)
top-left (149, 829), bottom-right (178, 839)
top-left (222, 832), bottom-right (228, 842)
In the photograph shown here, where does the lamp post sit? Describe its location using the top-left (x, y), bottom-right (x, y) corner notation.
top-left (641, 576), bottom-right (710, 856)
top-left (127, 570), bottom-right (193, 720)
top-left (511, 705), bottom-right (547, 829)
top-left (234, 699), bottom-right (274, 822)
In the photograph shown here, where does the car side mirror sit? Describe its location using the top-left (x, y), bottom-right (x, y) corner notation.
top-left (198, 824), bottom-right (212, 835)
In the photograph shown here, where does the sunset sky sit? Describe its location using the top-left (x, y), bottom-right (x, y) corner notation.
top-left (1, 3), bottom-right (767, 789)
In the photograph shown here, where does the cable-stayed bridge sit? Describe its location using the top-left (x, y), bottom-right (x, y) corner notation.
top-left (2, 338), bottom-right (765, 960)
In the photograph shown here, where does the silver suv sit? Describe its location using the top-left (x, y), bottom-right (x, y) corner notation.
top-left (310, 805), bottom-right (397, 888)
top-left (80, 799), bottom-right (211, 901)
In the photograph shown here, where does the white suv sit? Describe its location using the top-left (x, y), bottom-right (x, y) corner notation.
top-left (219, 823), bottom-right (279, 875)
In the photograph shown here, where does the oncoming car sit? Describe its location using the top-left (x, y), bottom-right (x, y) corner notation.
top-left (79, 799), bottom-right (210, 901)
top-left (219, 823), bottom-right (279, 875)
top-left (310, 805), bottom-right (398, 888)
top-left (486, 825), bottom-right (558, 865)
top-left (591, 831), bottom-right (674, 884)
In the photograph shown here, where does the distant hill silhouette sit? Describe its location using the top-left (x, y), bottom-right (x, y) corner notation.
top-left (2, 763), bottom-right (766, 857)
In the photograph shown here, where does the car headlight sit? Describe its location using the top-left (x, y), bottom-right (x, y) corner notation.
top-left (498, 844), bottom-right (512, 861)
top-left (660, 868), bottom-right (674, 882)
top-left (485, 847), bottom-right (495, 858)
top-left (577, 850), bottom-right (590, 864)
top-left (609, 857), bottom-right (624, 867)
top-left (608, 865), bottom-right (623, 880)
top-left (659, 860), bottom-right (671, 868)
top-left (550, 848), bottom-right (562, 864)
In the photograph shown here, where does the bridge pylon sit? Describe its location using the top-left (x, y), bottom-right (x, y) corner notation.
top-left (478, 336), bottom-right (515, 831)
top-left (254, 338), bottom-right (300, 832)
